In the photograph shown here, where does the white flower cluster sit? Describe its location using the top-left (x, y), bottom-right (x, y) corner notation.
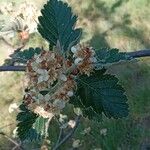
top-left (25, 50), bottom-right (76, 117)
top-left (71, 45), bottom-right (97, 76)
top-left (24, 45), bottom-right (97, 117)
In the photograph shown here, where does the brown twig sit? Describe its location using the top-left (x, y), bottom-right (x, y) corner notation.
top-left (0, 49), bottom-right (150, 72)
top-left (0, 66), bottom-right (26, 72)
top-left (128, 50), bottom-right (150, 58)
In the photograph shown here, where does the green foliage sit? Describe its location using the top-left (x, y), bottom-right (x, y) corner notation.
top-left (17, 104), bottom-right (47, 141)
top-left (4, 47), bottom-right (42, 65)
top-left (71, 69), bottom-right (129, 120)
top-left (38, 0), bottom-right (82, 52)
top-left (95, 48), bottom-right (130, 69)
top-left (17, 104), bottom-right (39, 141)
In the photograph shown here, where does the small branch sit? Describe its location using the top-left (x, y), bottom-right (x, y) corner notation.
top-left (0, 66), bottom-right (26, 72)
top-left (52, 115), bottom-right (81, 150)
top-left (128, 50), bottom-right (150, 58)
top-left (55, 128), bottom-right (64, 146)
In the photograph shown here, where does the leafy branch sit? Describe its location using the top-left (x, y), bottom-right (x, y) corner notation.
top-left (0, 49), bottom-right (150, 72)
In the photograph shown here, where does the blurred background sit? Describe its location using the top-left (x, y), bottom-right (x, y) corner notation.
top-left (0, 0), bottom-right (150, 149)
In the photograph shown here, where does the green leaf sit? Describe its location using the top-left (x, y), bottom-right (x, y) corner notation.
top-left (70, 69), bottom-right (129, 120)
top-left (17, 104), bottom-right (39, 141)
top-left (38, 0), bottom-right (82, 52)
top-left (17, 104), bottom-right (49, 141)
top-left (70, 95), bottom-right (102, 122)
top-left (95, 48), bottom-right (130, 69)
top-left (3, 47), bottom-right (42, 65)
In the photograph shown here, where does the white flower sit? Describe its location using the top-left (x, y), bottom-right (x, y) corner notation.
top-left (67, 91), bottom-right (74, 97)
top-left (38, 70), bottom-right (49, 83)
top-left (74, 57), bottom-right (83, 65)
top-left (60, 114), bottom-right (67, 119)
top-left (90, 49), bottom-right (96, 56)
top-left (31, 61), bottom-right (39, 71)
top-left (38, 75), bottom-right (49, 83)
top-left (37, 69), bottom-right (44, 74)
top-left (45, 94), bottom-right (51, 101)
top-left (37, 93), bottom-right (50, 101)
top-left (33, 54), bottom-right (43, 63)
top-left (37, 69), bottom-right (48, 75)
top-left (59, 114), bottom-right (68, 123)
top-left (50, 53), bottom-right (55, 59)
top-left (12, 127), bottom-right (18, 138)
top-left (68, 120), bottom-right (76, 128)
top-left (60, 74), bottom-right (67, 81)
top-left (8, 103), bottom-right (18, 113)
top-left (72, 139), bottom-right (81, 148)
top-left (71, 45), bottom-right (80, 57)
top-left (73, 108), bottom-right (83, 115)
top-left (100, 128), bottom-right (107, 136)
top-left (53, 99), bottom-right (66, 109)
top-left (71, 46), bottom-right (78, 54)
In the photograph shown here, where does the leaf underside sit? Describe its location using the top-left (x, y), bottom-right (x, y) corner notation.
top-left (38, 0), bottom-right (82, 52)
